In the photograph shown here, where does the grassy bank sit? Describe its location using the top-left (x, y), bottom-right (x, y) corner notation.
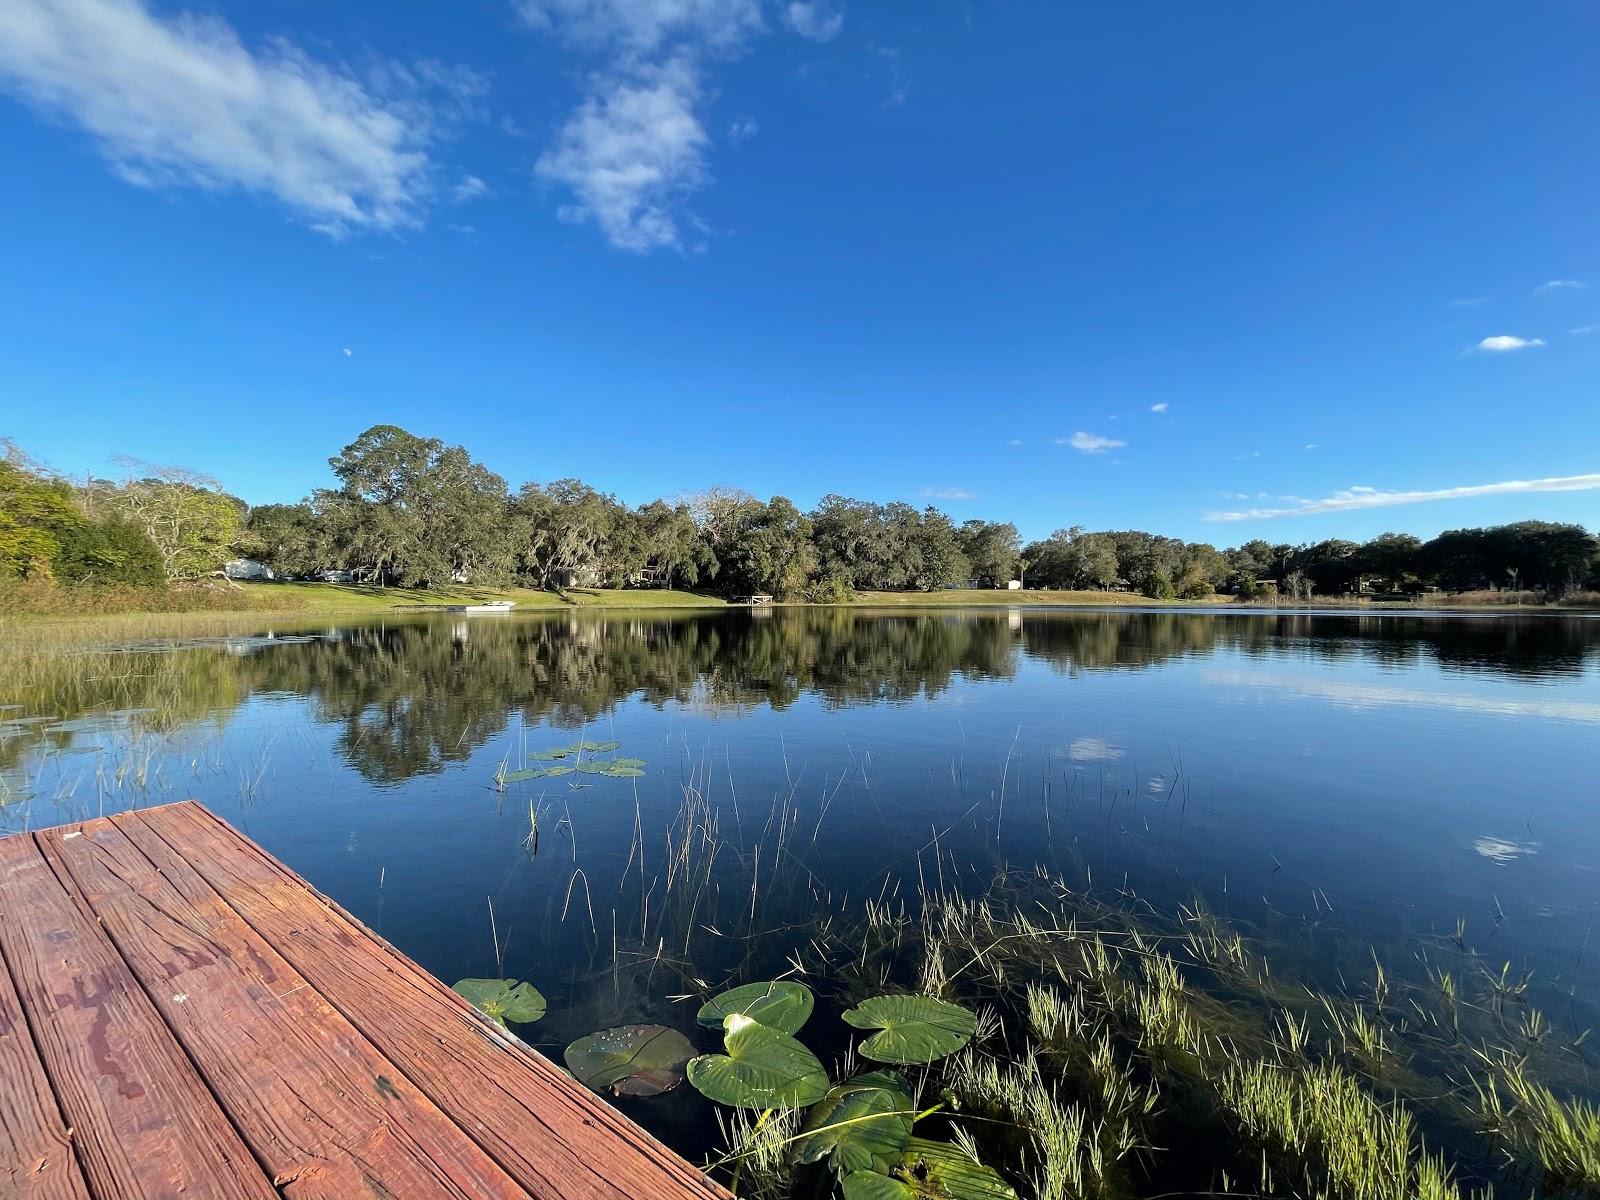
top-left (849, 588), bottom-right (1232, 607)
top-left (233, 581), bottom-right (728, 613)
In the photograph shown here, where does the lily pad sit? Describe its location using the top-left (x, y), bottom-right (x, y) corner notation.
top-left (610, 757), bottom-right (647, 769)
top-left (687, 1014), bottom-right (830, 1110)
top-left (452, 978), bottom-right (547, 1027)
top-left (498, 764), bottom-right (575, 783)
top-left (843, 995), bottom-right (977, 1065)
top-left (876, 1138), bottom-right (1018, 1199)
top-left (696, 981), bottom-right (814, 1035)
top-left (530, 748), bottom-right (572, 760)
top-left (564, 1024), bottom-right (694, 1097)
top-left (796, 1070), bottom-right (915, 1172)
top-left (843, 1173), bottom-right (913, 1200)
top-left (604, 765), bottom-right (646, 777)
top-left (571, 739), bottom-right (621, 753)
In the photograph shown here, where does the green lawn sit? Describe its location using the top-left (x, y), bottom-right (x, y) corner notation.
top-left (233, 581), bottom-right (727, 613)
top-left (847, 588), bottom-right (1230, 606)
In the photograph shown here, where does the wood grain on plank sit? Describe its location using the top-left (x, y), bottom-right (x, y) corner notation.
top-left (0, 831), bottom-right (278, 1200)
top-left (134, 801), bottom-right (733, 1200)
top-left (0, 907), bottom-right (91, 1200)
top-left (39, 817), bottom-right (534, 1200)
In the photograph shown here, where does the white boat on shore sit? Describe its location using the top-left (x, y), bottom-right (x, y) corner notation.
top-left (444, 600), bottom-right (516, 613)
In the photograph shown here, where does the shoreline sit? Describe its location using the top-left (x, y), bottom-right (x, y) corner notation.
top-left (3, 581), bottom-right (1595, 640)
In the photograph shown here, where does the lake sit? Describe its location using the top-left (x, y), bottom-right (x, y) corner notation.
top-left (4, 606), bottom-right (1598, 1196)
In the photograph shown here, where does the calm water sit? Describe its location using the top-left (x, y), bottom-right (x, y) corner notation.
top-left (4, 607), bottom-right (1599, 1158)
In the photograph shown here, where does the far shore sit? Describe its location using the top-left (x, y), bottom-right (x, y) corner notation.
top-left (3, 580), bottom-right (1596, 640)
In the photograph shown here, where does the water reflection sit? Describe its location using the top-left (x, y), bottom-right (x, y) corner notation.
top-left (5, 609), bottom-right (1598, 785)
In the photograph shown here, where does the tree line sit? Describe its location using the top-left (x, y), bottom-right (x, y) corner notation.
top-left (3, 426), bottom-right (1598, 599)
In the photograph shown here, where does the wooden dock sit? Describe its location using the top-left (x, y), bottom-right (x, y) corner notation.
top-left (0, 801), bottom-right (732, 1200)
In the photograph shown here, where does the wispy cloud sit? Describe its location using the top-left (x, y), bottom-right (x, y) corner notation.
top-left (1535, 279), bottom-right (1586, 293)
top-left (1204, 473), bottom-right (1600, 522)
top-left (0, 0), bottom-right (464, 235)
top-left (536, 57), bottom-right (709, 252)
top-left (726, 115), bottom-right (759, 143)
top-left (1149, 402), bottom-right (1169, 413)
top-left (1572, 325), bottom-right (1600, 336)
top-left (782, 1), bottom-right (843, 41)
top-left (1472, 335), bottom-right (1545, 353)
top-left (877, 46), bottom-right (909, 108)
top-left (1304, 443), bottom-right (1318, 450)
top-left (1057, 431), bottom-right (1126, 455)
top-left (921, 487), bottom-right (975, 501)
top-left (451, 174), bottom-right (488, 203)
top-left (519, 0), bottom-right (829, 252)
top-left (514, 0), bottom-right (762, 52)
top-left (1450, 296), bottom-right (1489, 307)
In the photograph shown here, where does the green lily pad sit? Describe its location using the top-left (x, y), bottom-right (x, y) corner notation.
top-left (843, 995), bottom-right (977, 1065)
top-left (452, 978), bottom-right (547, 1027)
top-left (530, 748), bottom-right (572, 760)
top-left (610, 757), bottom-right (647, 769)
top-left (577, 761), bottom-right (611, 774)
top-left (687, 1014), bottom-right (830, 1110)
top-left (696, 981), bottom-right (814, 1035)
top-left (570, 739), bottom-right (621, 753)
top-left (604, 765), bottom-right (646, 777)
top-left (795, 1070), bottom-right (915, 1172)
top-left (563, 1024), bottom-right (695, 1097)
top-left (498, 764), bottom-right (575, 783)
top-left (843, 1173), bottom-right (913, 1200)
top-left (879, 1138), bottom-right (1018, 1199)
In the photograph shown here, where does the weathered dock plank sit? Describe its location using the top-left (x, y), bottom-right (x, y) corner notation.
top-left (131, 802), bottom-right (734, 1200)
top-left (0, 832), bottom-right (278, 1200)
top-left (0, 928), bottom-right (90, 1200)
top-left (39, 817), bottom-right (535, 1200)
top-left (0, 802), bottom-right (734, 1200)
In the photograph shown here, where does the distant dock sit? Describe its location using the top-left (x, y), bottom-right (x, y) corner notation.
top-left (0, 800), bottom-right (731, 1200)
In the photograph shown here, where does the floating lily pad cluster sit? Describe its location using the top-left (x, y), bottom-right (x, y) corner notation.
top-left (453, 967), bottom-right (1009, 1196)
top-left (682, 980), bottom-right (1010, 1199)
top-left (494, 739), bottom-right (646, 786)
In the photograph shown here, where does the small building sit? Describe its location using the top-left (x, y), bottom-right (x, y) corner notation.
top-left (223, 558), bottom-right (274, 581)
top-left (1006, 579), bottom-right (1023, 590)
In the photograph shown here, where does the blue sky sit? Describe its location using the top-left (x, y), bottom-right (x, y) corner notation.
top-left (1, 0), bottom-right (1596, 545)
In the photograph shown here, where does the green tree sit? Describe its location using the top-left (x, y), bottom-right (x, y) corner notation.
top-left (323, 425), bottom-right (509, 586)
top-left (0, 459), bottom-right (79, 578)
top-left (717, 496), bottom-right (817, 599)
top-left (88, 461), bottom-right (243, 580)
top-left (957, 520), bottom-right (1020, 588)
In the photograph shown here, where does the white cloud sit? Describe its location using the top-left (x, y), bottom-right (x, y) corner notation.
top-left (1572, 325), bottom-right (1599, 336)
top-left (1203, 472), bottom-right (1600, 522)
top-left (1472, 335), bottom-right (1545, 353)
top-left (1535, 279), bottom-right (1586, 293)
top-left (451, 174), bottom-right (488, 203)
top-left (920, 487), bottom-right (975, 501)
top-left (536, 58), bottom-right (709, 252)
top-left (514, 0), bottom-right (763, 52)
top-left (878, 45), bottom-right (909, 108)
top-left (520, 0), bottom-right (832, 252)
top-left (782, 1), bottom-right (843, 41)
top-left (1304, 443), bottom-right (1318, 450)
top-left (1450, 296), bottom-right (1489, 307)
top-left (0, 0), bottom-right (450, 235)
top-left (1149, 402), bottom-right (1169, 413)
top-left (341, 347), bottom-right (352, 356)
top-left (1058, 431), bottom-right (1126, 454)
